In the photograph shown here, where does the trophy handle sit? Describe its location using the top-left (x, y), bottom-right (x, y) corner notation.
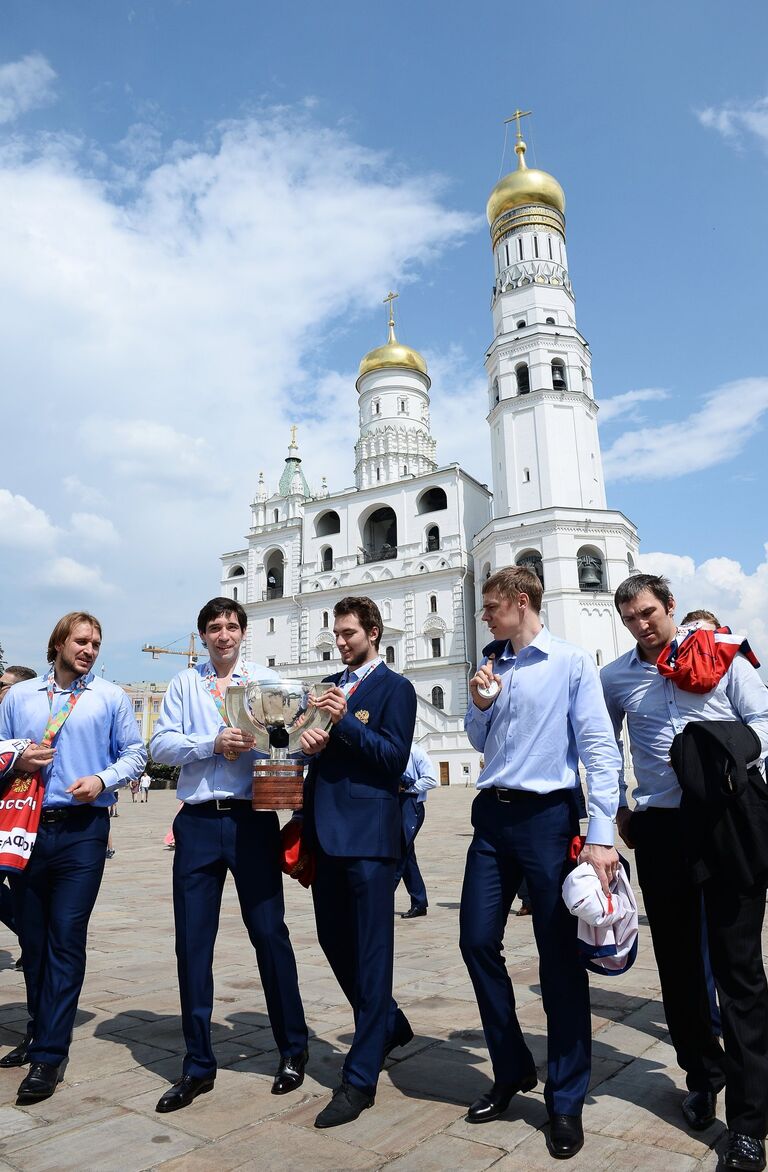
top-left (223, 687), bottom-right (270, 754)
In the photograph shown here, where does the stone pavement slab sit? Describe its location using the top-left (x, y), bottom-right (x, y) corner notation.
top-left (0, 788), bottom-right (756, 1170)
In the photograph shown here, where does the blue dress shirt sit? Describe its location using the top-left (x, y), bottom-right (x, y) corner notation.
top-left (601, 646), bottom-right (768, 810)
top-left (0, 674), bottom-right (146, 808)
top-left (401, 745), bottom-right (439, 803)
top-left (464, 627), bottom-right (620, 845)
top-left (150, 659), bottom-right (278, 804)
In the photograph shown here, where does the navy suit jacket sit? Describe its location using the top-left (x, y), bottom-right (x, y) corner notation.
top-left (304, 664), bottom-right (417, 859)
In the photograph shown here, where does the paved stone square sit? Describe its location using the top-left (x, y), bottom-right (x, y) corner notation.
top-left (1, 788), bottom-right (762, 1170)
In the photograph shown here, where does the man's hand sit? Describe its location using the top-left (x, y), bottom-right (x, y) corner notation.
top-left (17, 743), bottom-right (55, 772)
top-left (310, 686), bottom-right (347, 725)
top-left (469, 657), bottom-right (502, 711)
top-left (67, 775), bottom-right (104, 803)
top-left (214, 728), bottom-right (256, 757)
top-left (616, 807), bottom-right (635, 850)
top-left (301, 728), bottom-right (330, 756)
top-left (578, 842), bottom-right (621, 898)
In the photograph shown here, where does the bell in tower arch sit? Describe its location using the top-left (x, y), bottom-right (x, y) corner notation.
top-left (577, 551), bottom-right (604, 592)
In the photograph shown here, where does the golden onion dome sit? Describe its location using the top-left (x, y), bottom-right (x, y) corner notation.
top-left (357, 319), bottom-right (428, 381)
top-left (486, 138), bottom-right (565, 225)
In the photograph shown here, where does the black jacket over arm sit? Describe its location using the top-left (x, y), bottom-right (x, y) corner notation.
top-left (670, 719), bottom-right (768, 890)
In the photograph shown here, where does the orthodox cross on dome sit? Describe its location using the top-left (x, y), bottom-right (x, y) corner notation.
top-left (383, 290), bottom-right (398, 341)
top-left (289, 424), bottom-right (298, 450)
top-left (504, 108), bottom-right (532, 167)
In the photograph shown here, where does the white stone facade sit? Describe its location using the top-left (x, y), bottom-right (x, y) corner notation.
top-left (220, 141), bottom-right (640, 782)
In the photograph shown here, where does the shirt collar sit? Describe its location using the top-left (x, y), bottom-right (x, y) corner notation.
top-left (198, 657), bottom-right (248, 679)
top-left (498, 626), bottom-right (551, 661)
top-left (44, 669), bottom-right (95, 692)
top-left (344, 655), bottom-right (382, 682)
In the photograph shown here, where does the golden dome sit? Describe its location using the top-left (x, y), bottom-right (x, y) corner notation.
top-left (357, 319), bottom-right (428, 381)
top-left (486, 138), bottom-right (565, 225)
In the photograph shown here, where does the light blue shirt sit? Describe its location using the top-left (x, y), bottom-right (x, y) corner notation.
top-left (0, 674), bottom-right (146, 807)
top-left (601, 646), bottom-right (768, 810)
top-left (464, 627), bottom-right (620, 845)
top-left (339, 657), bottom-right (383, 695)
top-left (150, 659), bottom-right (278, 804)
top-left (401, 744), bottom-right (439, 803)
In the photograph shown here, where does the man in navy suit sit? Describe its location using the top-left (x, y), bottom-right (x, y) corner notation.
top-left (300, 596), bottom-right (417, 1128)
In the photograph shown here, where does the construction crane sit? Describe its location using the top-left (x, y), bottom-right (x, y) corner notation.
top-left (141, 633), bottom-right (203, 669)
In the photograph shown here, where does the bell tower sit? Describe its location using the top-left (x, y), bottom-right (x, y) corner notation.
top-left (473, 112), bottom-right (640, 663)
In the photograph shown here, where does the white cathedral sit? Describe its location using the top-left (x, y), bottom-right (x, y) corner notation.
top-left (219, 126), bottom-right (639, 784)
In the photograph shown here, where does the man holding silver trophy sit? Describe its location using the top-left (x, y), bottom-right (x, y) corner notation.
top-left (150, 597), bottom-right (309, 1113)
top-left (300, 596), bottom-right (418, 1129)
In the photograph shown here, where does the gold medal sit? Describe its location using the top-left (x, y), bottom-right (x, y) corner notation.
top-left (355, 709), bottom-right (370, 724)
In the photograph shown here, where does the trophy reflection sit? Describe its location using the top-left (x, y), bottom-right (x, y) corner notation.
top-left (224, 679), bottom-right (333, 810)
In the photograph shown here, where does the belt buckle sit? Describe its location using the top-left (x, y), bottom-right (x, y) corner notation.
top-left (215, 799), bottom-right (232, 811)
top-left (495, 788), bottom-right (511, 803)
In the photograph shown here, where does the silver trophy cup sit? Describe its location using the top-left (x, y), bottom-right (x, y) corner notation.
top-left (224, 679), bottom-right (333, 810)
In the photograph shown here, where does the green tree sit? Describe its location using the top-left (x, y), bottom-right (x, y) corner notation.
top-left (145, 748), bottom-right (180, 789)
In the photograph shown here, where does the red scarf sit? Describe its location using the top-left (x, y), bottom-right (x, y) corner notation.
top-left (657, 626), bottom-right (761, 695)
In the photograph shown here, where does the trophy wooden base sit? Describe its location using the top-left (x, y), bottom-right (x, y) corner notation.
top-left (252, 760), bottom-right (304, 811)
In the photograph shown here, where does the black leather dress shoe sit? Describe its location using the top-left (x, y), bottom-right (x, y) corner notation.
top-left (155, 1073), bottom-right (215, 1113)
top-left (681, 1089), bottom-right (717, 1130)
top-left (465, 1073), bottom-right (537, 1123)
top-left (400, 907), bottom-right (427, 919)
top-left (723, 1132), bottom-right (767, 1171)
top-left (271, 1048), bottom-right (308, 1095)
top-left (314, 1081), bottom-right (374, 1128)
top-left (16, 1062), bottom-right (63, 1104)
top-left (0, 1034), bottom-right (32, 1068)
top-left (548, 1114), bottom-right (584, 1159)
top-left (382, 1020), bottom-right (414, 1063)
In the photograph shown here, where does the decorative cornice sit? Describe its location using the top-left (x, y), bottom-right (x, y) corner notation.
top-left (491, 260), bottom-right (572, 303)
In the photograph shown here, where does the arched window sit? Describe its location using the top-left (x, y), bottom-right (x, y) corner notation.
top-left (426, 525), bottom-right (440, 551)
top-left (361, 506), bottom-right (397, 563)
top-left (376, 467), bottom-right (381, 482)
top-left (627, 553), bottom-right (635, 573)
top-left (385, 646), bottom-right (395, 665)
top-left (545, 316), bottom-right (555, 325)
top-left (232, 586), bottom-right (238, 601)
top-left (492, 376), bottom-right (500, 406)
top-left (515, 363), bottom-right (530, 395)
top-left (551, 359), bottom-right (567, 390)
top-left (265, 550), bottom-right (284, 599)
top-left (516, 549), bottom-right (544, 587)
top-left (403, 466), bottom-right (408, 476)
top-left (430, 594), bottom-right (438, 613)
top-left (315, 510), bottom-right (341, 537)
top-left (268, 618), bottom-right (275, 634)
top-left (228, 565), bottom-right (245, 578)
top-left (577, 546), bottom-right (606, 592)
top-left (273, 508), bottom-right (279, 523)
top-left (431, 686), bottom-right (444, 710)
top-left (322, 611), bottom-right (329, 627)
top-left (321, 546), bottom-right (333, 571)
top-left (516, 319), bottom-right (526, 329)
top-left (523, 468), bottom-right (531, 483)
top-left (482, 561), bottom-right (491, 581)
top-left (416, 486), bottom-right (447, 514)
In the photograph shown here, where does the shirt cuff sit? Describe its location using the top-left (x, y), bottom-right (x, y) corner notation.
top-left (584, 814), bottom-right (615, 846)
top-left (95, 771), bottom-right (120, 793)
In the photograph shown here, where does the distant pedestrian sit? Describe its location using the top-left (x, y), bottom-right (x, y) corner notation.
top-left (396, 744), bottom-right (438, 919)
top-left (139, 772), bottom-right (151, 803)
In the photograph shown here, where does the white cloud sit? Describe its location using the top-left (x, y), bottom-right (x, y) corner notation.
top-left (603, 377), bottom-right (768, 481)
top-left (0, 54), bottom-right (56, 125)
top-left (42, 557), bottom-right (114, 596)
top-left (0, 489), bottom-right (59, 549)
top-left (0, 104), bottom-right (478, 673)
top-left (80, 418), bottom-right (214, 489)
top-left (698, 96), bottom-right (768, 149)
top-left (639, 546), bottom-right (768, 679)
top-left (598, 387), bottom-right (669, 425)
top-left (69, 512), bottom-right (119, 546)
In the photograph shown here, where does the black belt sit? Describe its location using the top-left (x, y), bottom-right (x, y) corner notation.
top-left (492, 787), bottom-right (568, 804)
top-left (40, 805), bottom-right (99, 824)
top-left (196, 799), bottom-right (252, 812)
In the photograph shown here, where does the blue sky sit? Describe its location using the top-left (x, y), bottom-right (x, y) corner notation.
top-left (1, 0), bottom-right (767, 678)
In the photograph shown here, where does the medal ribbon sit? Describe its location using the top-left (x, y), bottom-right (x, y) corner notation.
top-left (202, 663), bottom-right (253, 726)
top-left (42, 666), bottom-right (90, 746)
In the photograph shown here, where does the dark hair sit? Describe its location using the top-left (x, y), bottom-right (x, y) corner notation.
top-left (47, 612), bottom-right (103, 663)
top-left (197, 597), bottom-right (248, 635)
top-left (4, 666), bottom-right (37, 682)
top-left (681, 609), bottom-right (720, 627)
top-left (483, 566), bottom-right (543, 614)
top-left (334, 596), bottom-right (383, 650)
top-left (613, 573), bottom-right (673, 615)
